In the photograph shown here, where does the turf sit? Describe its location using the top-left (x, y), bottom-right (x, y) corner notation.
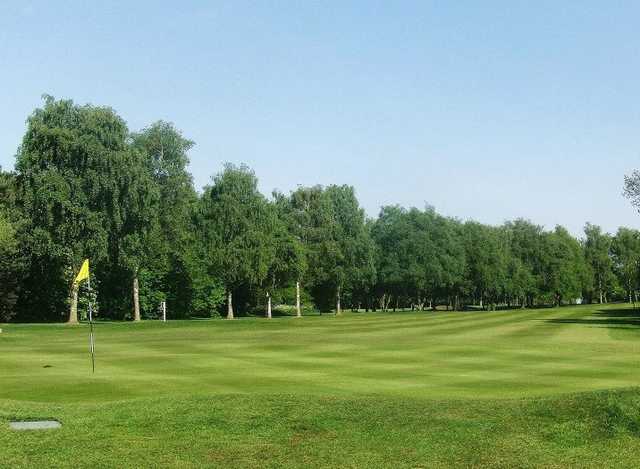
top-left (2, 303), bottom-right (640, 467)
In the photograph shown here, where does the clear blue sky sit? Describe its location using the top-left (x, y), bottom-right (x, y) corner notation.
top-left (1, 1), bottom-right (639, 236)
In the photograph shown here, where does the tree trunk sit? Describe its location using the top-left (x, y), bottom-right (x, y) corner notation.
top-left (266, 292), bottom-right (272, 319)
top-left (296, 281), bottom-right (302, 317)
top-left (227, 290), bottom-right (234, 319)
top-left (68, 281), bottom-right (79, 324)
top-left (133, 277), bottom-right (141, 322)
top-left (597, 276), bottom-right (603, 304)
top-left (336, 285), bottom-right (342, 315)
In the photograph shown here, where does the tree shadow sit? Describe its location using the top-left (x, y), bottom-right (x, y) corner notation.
top-left (246, 308), bottom-right (323, 319)
top-left (546, 307), bottom-right (640, 329)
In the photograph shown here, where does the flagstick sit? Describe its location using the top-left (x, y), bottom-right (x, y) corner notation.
top-left (88, 276), bottom-right (95, 373)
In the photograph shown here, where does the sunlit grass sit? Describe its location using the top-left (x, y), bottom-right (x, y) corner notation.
top-left (2, 303), bottom-right (640, 467)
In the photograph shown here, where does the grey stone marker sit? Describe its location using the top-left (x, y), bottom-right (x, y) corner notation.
top-left (10, 420), bottom-right (61, 430)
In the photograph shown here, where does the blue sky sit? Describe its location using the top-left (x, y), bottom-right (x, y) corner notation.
top-left (1, 1), bottom-right (639, 236)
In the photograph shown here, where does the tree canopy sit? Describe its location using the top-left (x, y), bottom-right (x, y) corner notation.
top-left (1, 96), bottom-right (638, 322)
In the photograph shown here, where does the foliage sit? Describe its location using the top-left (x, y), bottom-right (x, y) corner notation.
top-left (583, 223), bottom-right (615, 303)
top-left (197, 164), bottom-right (278, 314)
top-left (280, 185), bottom-right (375, 311)
top-left (4, 96), bottom-right (640, 323)
top-left (611, 227), bottom-right (640, 302)
top-left (540, 226), bottom-right (589, 305)
top-left (13, 97), bottom-right (118, 319)
top-left (0, 210), bottom-right (22, 321)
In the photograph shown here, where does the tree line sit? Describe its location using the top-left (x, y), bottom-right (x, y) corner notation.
top-left (1, 97), bottom-right (640, 322)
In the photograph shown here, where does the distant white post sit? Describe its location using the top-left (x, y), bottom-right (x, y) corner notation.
top-left (162, 301), bottom-right (167, 322)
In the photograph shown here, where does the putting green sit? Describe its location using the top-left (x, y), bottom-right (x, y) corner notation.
top-left (1, 303), bottom-right (639, 402)
top-left (2, 303), bottom-right (640, 468)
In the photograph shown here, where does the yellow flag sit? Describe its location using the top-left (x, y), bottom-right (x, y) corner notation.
top-left (75, 259), bottom-right (90, 284)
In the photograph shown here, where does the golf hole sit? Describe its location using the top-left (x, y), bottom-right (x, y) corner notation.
top-left (10, 420), bottom-right (62, 431)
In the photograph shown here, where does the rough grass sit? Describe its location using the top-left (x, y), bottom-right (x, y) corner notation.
top-left (2, 303), bottom-right (640, 467)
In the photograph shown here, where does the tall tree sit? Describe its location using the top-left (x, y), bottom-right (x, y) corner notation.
top-left (197, 164), bottom-right (275, 318)
top-left (371, 205), bottom-right (409, 311)
top-left (14, 96), bottom-right (162, 322)
top-left (15, 97), bottom-right (128, 321)
top-left (372, 206), bottom-right (466, 311)
top-left (0, 211), bottom-right (22, 322)
top-left (416, 209), bottom-right (466, 310)
top-left (289, 185), bottom-right (375, 314)
top-left (268, 194), bottom-right (307, 317)
top-left (462, 222), bottom-right (507, 310)
top-left (611, 227), bottom-right (640, 303)
top-left (540, 226), bottom-right (588, 306)
top-left (131, 121), bottom-right (197, 319)
top-left (282, 186), bottom-right (336, 312)
top-left (0, 168), bottom-right (24, 321)
top-left (325, 185), bottom-right (376, 314)
top-left (503, 219), bottom-right (544, 307)
top-left (583, 223), bottom-right (614, 304)
top-left (113, 148), bottom-right (161, 321)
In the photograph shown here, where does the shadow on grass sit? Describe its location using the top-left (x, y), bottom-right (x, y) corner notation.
top-left (546, 307), bottom-right (640, 328)
top-left (245, 309), bottom-right (324, 319)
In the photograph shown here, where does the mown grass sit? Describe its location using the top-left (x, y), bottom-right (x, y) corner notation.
top-left (2, 303), bottom-right (640, 467)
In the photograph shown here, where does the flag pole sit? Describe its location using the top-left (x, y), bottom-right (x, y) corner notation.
top-left (88, 275), bottom-right (95, 373)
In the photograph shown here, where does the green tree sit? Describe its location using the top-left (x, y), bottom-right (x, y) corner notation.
top-left (325, 185), bottom-right (376, 314)
top-left (197, 164), bottom-right (275, 318)
top-left (115, 149), bottom-right (161, 321)
top-left (371, 206), bottom-right (465, 311)
top-left (371, 205), bottom-right (409, 311)
top-left (282, 186), bottom-right (336, 312)
top-left (611, 227), bottom-right (640, 303)
top-left (583, 223), bottom-right (614, 304)
top-left (0, 168), bottom-right (24, 321)
top-left (266, 195), bottom-right (307, 317)
top-left (503, 219), bottom-right (544, 307)
top-left (540, 226), bottom-right (588, 306)
top-left (132, 122), bottom-right (198, 318)
top-left (624, 170), bottom-right (640, 211)
top-left (15, 97), bottom-right (127, 322)
top-left (283, 185), bottom-right (374, 314)
top-left (0, 209), bottom-right (22, 321)
top-left (14, 96), bottom-right (162, 322)
top-left (417, 209), bottom-right (466, 310)
top-left (462, 222), bottom-right (507, 310)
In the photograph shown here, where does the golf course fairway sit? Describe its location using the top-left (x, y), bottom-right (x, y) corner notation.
top-left (2, 303), bottom-right (640, 467)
